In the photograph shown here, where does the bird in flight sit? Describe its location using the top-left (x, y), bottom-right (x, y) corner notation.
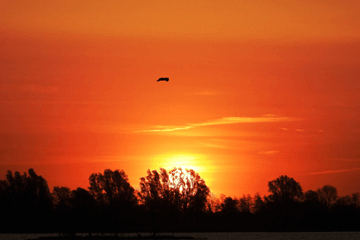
top-left (157, 77), bottom-right (169, 82)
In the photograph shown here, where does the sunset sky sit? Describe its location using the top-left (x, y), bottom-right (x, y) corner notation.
top-left (1, 0), bottom-right (360, 198)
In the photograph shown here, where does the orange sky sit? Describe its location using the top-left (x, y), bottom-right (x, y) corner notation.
top-left (1, 0), bottom-right (360, 198)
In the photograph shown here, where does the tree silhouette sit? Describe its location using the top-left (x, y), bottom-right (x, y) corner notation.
top-left (138, 167), bottom-right (210, 232)
top-left (0, 169), bottom-right (53, 232)
top-left (221, 197), bottom-right (239, 214)
top-left (303, 189), bottom-right (324, 214)
top-left (52, 186), bottom-right (72, 233)
top-left (138, 168), bottom-right (174, 234)
top-left (71, 188), bottom-right (97, 234)
top-left (88, 169), bottom-right (137, 233)
top-left (168, 168), bottom-right (210, 215)
top-left (304, 190), bottom-right (319, 203)
top-left (252, 193), bottom-right (265, 214)
top-left (302, 189), bottom-right (325, 230)
top-left (53, 186), bottom-right (72, 206)
top-left (268, 175), bottom-right (303, 203)
top-left (206, 192), bottom-right (222, 213)
top-left (1, 167), bottom-right (360, 232)
top-left (238, 194), bottom-right (252, 213)
top-left (317, 185), bottom-right (338, 209)
top-left (89, 169), bottom-right (136, 206)
top-left (335, 195), bottom-right (352, 206)
top-left (351, 192), bottom-right (359, 207)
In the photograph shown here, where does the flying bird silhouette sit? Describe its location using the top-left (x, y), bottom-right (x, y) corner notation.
top-left (157, 77), bottom-right (169, 82)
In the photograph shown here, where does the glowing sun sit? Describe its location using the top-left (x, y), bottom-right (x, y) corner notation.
top-left (151, 153), bottom-right (208, 173)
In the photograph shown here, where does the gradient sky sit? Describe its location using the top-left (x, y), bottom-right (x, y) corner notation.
top-left (1, 0), bottom-right (360, 197)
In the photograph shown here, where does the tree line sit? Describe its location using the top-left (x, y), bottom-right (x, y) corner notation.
top-left (0, 168), bottom-right (359, 233)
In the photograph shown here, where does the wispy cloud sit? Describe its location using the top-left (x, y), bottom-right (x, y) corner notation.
top-left (197, 138), bottom-right (252, 149)
top-left (296, 129), bottom-right (305, 132)
top-left (192, 115), bottom-right (292, 127)
top-left (135, 115), bottom-right (295, 133)
top-left (136, 126), bottom-right (192, 133)
top-left (258, 150), bottom-right (279, 155)
top-left (305, 167), bottom-right (360, 175)
top-left (199, 142), bottom-right (231, 149)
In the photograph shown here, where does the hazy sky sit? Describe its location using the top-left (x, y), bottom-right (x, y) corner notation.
top-left (1, 0), bottom-right (360, 197)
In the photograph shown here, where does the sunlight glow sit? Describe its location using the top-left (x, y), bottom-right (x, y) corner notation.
top-left (168, 167), bottom-right (194, 193)
top-left (149, 153), bottom-right (216, 194)
top-left (151, 153), bottom-right (211, 173)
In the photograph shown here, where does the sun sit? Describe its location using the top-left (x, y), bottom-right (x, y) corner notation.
top-left (151, 153), bottom-right (208, 173)
top-left (168, 167), bottom-right (194, 193)
top-left (149, 152), bottom-right (214, 191)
